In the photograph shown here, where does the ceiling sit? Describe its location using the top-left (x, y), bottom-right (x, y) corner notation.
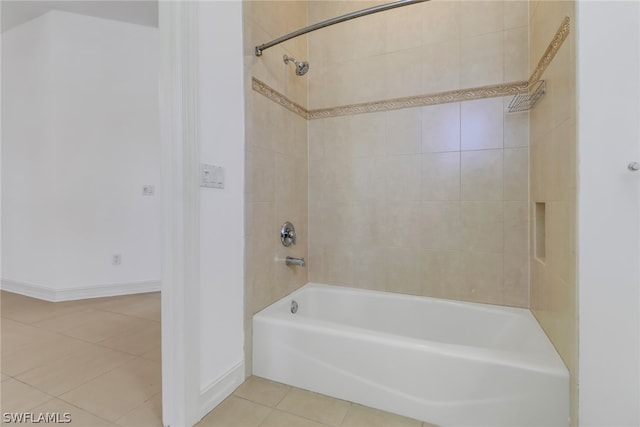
top-left (1, 0), bottom-right (158, 32)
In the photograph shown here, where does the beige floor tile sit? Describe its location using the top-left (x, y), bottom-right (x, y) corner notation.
top-left (233, 376), bottom-right (290, 408)
top-left (59, 358), bottom-right (160, 422)
top-left (276, 388), bottom-right (350, 427)
top-left (2, 334), bottom-right (92, 377)
top-left (16, 345), bottom-right (135, 396)
top-left (1, 318), bottom-right (65, 351)
top-left (196, 396), bottom-right (271, 427)
top-left (260, 409), bottom-right (328, 427)
top-left (1, 373), bottom-right (10, 382)
top-left (33, 310), bottom-right (150, 343)
top-left (86, 293), bottom-right (161, 322)
top-left (30, 398), bottom-right (112, 427)
top-left (341, 404), bottom-right (423, 427)
top-left (1, 295), bottom-right (93, 325)
top-left (0, 378), bottom-right (53, 413)
top-left (97, 321), bottom-right (160, 356)
top-left (115, 393), bottom-right (163, 427)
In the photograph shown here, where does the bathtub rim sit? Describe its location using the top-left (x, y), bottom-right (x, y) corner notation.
top-left (253, 282), bottom-right (569, 377)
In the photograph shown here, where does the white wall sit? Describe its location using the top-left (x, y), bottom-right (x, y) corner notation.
top-left (2, 11), bottom-right (161, 300)
top-left (196, 0), bottom-right (245, 416)
top-left (2, 14), bottom-right (58, 290)
top-left (577, 1), bottom-right (640, 425)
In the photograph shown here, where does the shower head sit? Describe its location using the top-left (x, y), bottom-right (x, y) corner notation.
top-left (283, 55), bottom-right (309, 76)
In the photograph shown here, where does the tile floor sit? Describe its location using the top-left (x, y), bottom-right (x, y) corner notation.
top-left (197, 376), bottom-right (436, 427)
top-left (1, 291), bottom-right (161, 426)
top-left (1, 291), bottom-right (435, 427)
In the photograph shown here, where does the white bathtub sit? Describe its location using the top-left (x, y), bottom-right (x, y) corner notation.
top-left (253, 283), bottom-right (569, 426)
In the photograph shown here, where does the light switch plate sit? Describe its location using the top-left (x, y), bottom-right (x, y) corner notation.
top-left (200, 164), bottom-right (225, 189)
top-left (142, 185), bottom-right (155, 196)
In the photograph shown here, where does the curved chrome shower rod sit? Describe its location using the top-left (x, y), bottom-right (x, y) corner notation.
top-left (254, 0), bottom-right (430, 56)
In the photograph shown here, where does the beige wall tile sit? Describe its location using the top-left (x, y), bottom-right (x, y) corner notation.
top-left (246, 148), bottom-right (275, 202)
top-left (461, 31), bottom-right (504, 87)
top-left (352, 245), bottom-right (388, 291)
top-left (461, 149), bottom-right (503, 201)
top-left (421, 202), bottom-right (462, 250)
top-left (308, 154), bottom-right (353, 203)
top-left (384, 109), bottom-right (422, 156)
top-left (504, 0), bottom-right (529, 30)
top-left (246, 201), bottom-right (275, 239)
top-left (251, 0), bottom-right (532, 318)
top-left (504, 201), bottom-right (529, 256)
top-left (503, 248), bottom-right (529, 307)
top-left (382, 154), bottom-right (422, 202)
top-left (461, 251), bottom-right (504, 304)
top-left (504, 105), bottom-right (529, 148)
top-left (383, 202), bottom-right (423, 248)
top-left (545, 201), bottom-right (571, 283)
top-left (503, 201), bottom-right (529, 307)
top-left (422, 0), bottom-right (461, 46)
top-left (461, 97), bottom-right (504, 150)
top-left (275, 153), bottom-right (308, 202)
top-left (461, 201), bottom-right (503, 252)
top-left (420, 249), bottom-right (473, 301)
top-left (528, 1), bottom-right (576, 422)
top-left (283, 110), bottom-right (309, 160)
top-left (504, 26), bottom-right (529, 82)
top-left (385, 2), bottom-right (424, 52)
top-left (245, 0), bottom-right (310, 377)
top-left (503, 147), bottom-right (529, 201)
top-left (420, 250), bottom-right (449, 298)
top-left (421, 39), bottom-right (462, 93)
top-left (421, 102), bottom-right (461, 153)
top-left (321, 9), bottom-right (386, 65)
top-left (421, 151), bottom-right (461, 201)
top-left (386, 247), bottom-right (423, 296)
top-left (529, 3), bottom-right (572, 74)
top-left (309, 202), bottom-right (378, 250)
top-left (307, 245), bottom-right (325, 283)
top-left (324, 246), bottom-right (357, 287)
top-left (323, 112), bottom-right (386, 159)
top-left (252, 2), bottom-right (287, 42)
top-left (307, 118), bottom-right (324, 159)
top-left (461, 1), bottom-right (504, 37)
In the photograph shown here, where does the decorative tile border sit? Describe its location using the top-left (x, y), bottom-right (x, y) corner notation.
top-left (252, 16), bottom-right (571, 120)
top-left (308, 81), bottom-right (529, 119)
top-left (529, 16), bottom-right (571, 86)
top-left (251, 78), bottom-right (309, 119)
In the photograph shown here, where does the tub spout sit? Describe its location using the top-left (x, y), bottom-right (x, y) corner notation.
top-left (285, 256), bottom-right (305, 267)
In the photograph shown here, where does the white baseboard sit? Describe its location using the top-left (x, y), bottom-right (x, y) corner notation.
top-left (0, 278), bottom-right (161, 302)
top-left (198, 360), bottom-right (245, 421)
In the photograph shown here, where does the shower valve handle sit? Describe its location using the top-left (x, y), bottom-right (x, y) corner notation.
top-left (281, 221), bottom-right (297, 247)
top-left (628, 162), bottom-right (640, 171)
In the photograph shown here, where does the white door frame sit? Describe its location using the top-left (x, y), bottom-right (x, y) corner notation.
top-left (159, 2), bottom-right (201, 426)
